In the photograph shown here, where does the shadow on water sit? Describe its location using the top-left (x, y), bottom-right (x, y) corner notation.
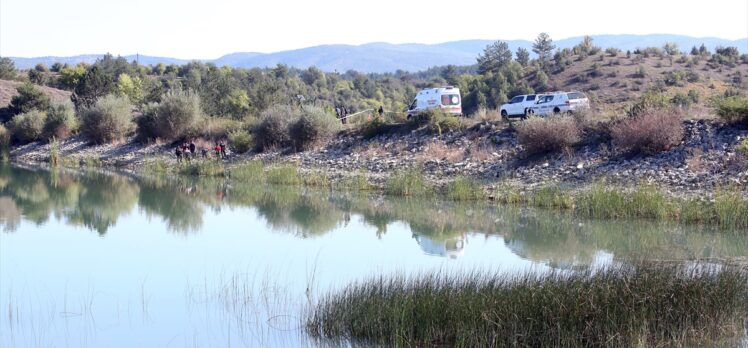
top-left (2, 164), bottom-right (748, 266)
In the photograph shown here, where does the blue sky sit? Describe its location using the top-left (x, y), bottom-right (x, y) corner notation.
top-left (1, 0), bottom-right (746, 59)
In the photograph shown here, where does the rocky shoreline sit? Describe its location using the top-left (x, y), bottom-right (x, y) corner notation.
top-left (8, 119), bottom-right (748, 198)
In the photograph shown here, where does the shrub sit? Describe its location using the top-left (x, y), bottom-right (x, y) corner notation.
top-left (386, 168), bottom-right (431, 196)
top-left (43, 103), bottom-right (78, 140)
top-left (253, 105), bottom-right (299, 151)
top-left (0, 124), bottom-right (9, 153)
top-left (611, 108), bottom-right (684, 155)
top-left (8, 109), bottom-right (46, 143)
top-left (411, 109), bottom-right (461, 135)
top-left (360, 116), bottom-right (389, 139)
top-left (137, 91), bottom-right (202, 141)
top-left (228, 129), bottom-right (252, 154)
top-left (8, 83), bottom-right (51, 116)
top-left (515, 116), bottom-right (581, 155)
top-left (289, 106), bottom-right (340, 151)
top-left (79, 94), bottom-right (134, 144)
top-left (188, 117), bottom-right (243, 140)
top-left (446, 176), bottom-right (484, 201)
top-left (714, 96), bottom-right (748, 124)
top-left (266, 165), bottom-right (300, 185)
top-left (670, 93), bottom-right (692, 108)
top-left (627, 91), bottom-right (669, 117)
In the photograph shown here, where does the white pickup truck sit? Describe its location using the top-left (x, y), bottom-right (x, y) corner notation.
top-left (500, 94), bottom-right (538, 119)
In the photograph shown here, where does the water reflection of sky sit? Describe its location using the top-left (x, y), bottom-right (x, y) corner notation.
top-left (2, 166), bottom-right (748, 347)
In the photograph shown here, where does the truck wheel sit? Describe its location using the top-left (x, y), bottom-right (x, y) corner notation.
top-left (553, 107), bottom-right (561, 114)
top-left (500, 110), bottom-right (508, 120)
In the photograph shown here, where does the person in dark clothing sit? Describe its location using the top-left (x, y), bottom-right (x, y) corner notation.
top-left (378, 106), bottom-right (384, 117)
top-left (201, 148), bottom-right (208, 158)
top-left (219, 142), bottom-right (227, 158)
top-left (341, 106), bottom-right (348, 125)
top-left (189, 141), bottom-right (196, 159)
top-left (175, 147), bottom-right (183, 163)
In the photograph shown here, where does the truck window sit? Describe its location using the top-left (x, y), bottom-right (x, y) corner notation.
top-left (441, 94), bottom-right (460, 106)
top-left (509, 96), bottom-right (523, 104)
top-left (567, 92), bottom-right (585, 100)
top-left (526, 95), bottom-right (536, 101)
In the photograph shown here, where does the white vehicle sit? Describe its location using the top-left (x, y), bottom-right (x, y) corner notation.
top-left (500, 94), bottom-right (539, 119)
top-left (407, 86), bottom-right (462, 118)
top-left (528, 91), bottom-right (590, 116)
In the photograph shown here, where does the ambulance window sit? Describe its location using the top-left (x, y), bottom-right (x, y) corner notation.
top-left (441, 94), bottom-right (460, 105)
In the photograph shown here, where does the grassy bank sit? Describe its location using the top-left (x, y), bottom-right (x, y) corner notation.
top-left (306, 262), bottom-right (748, 347)
top-left (136, 158), bottom-right (748, 229)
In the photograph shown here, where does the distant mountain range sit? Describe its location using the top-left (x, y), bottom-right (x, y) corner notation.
top-left (8, 34), bottom-right (748, 73)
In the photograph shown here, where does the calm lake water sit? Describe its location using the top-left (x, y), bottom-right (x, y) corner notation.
top-left (1, 165), bottom-right (747, 347)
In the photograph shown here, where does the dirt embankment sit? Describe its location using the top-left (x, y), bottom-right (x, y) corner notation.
top-left (9, 118), bottom-right (748, 198)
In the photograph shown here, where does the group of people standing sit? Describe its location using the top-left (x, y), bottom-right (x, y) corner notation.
top-left (175, 141), bottom-right (226, 162)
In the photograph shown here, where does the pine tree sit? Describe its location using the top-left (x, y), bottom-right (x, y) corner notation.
top-left (515, 47), bottom-right (530, 67)
top-left (477, 41), bottom-right (513, 75)
top-left (532, 33), bottom-right (556, 69)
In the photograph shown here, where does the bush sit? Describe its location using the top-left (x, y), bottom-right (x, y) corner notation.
top-left (410, 109), bottom-right (462, 135)
top-left (360, 116), bottom-right (389, 139)
top-left (8, 110), bottom-right (46, 144)
top-left (714, 96), bottom-right (748, 124)
top-left (627, 91), bottom-right (669, 117)
top-left (386, 168), bottom-right (431, 196)
top-left (253, 105), bottom-right (299, 151)
top-left (515, 116), bottom-right (581, 155)
top-left (43, 103), bottom-right (78, 140)
top-left (187, 117), bottom-right (243, 140)
top-left (0, 124), bottom-right (9, 153)
top-left (228, 129), bottom-right (252, 154)
top-left (611, 108), bottom-right (684, 155)
top-left (8, 83), bottom-right (51, 116)
top-left (289, 106), bottom-right (340, 151)
top-left (79, 94), bottom-right (134, 144)
top-left (137, 91), bottom-right (202, 141)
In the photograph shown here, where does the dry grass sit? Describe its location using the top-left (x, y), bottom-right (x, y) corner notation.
top-left (515, 116), bottom-right (581, 155)
top-left (611, 108), bottom-right (684, 155)
top-left (686, 148), bottom-right (706, 172)
top-left (416, 141), bottom-right (464, 163)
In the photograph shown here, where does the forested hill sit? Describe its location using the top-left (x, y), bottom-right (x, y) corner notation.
top-left (9, 35), bottom-right (747, 73)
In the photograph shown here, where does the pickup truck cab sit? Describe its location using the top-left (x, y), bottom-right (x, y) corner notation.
top-left (529, 91), bottom-right (590, 116)
top-left (500, 94), bottom-right (538, 119)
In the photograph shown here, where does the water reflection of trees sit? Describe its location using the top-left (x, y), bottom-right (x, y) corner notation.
top-left (2, 165), bottom-right (748, 266)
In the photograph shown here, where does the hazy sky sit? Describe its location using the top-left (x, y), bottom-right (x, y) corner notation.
top-left (1, 0), bottom-right (747, 58)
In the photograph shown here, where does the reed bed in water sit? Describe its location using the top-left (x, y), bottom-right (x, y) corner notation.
top-left (306, 262), bottom-right (748, 347)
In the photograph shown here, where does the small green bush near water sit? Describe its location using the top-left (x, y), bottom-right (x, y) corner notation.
top-left (43, 103), bottom-right (78, 140)
top-left (8, 109), bottom-right (46, 144)
top-left (79, 94), bottom-right (134, 144)
top-left (386, 169), bottom-right (432, 197)
top-left (0, 124), bottom-right (9, 153)
top-left (179, 160), bottom-right (225, 177)
top-left (228, 129), bottom-right (252, 154)
top-left (230, 160), bottom-right (264, 181)
top-left (445, 176), bottom-right (484, 201)
top-left (266, 164), bottom-right (300, 185)
top-left (289, 106), bottom-right (340, 151)
top-left (253, 105), bottom-right (299, 151)
top-left (307, 262), bottom-right (748, 347)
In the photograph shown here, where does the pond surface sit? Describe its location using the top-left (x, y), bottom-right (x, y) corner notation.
top-left (1, 165), bottom-right (747, 347)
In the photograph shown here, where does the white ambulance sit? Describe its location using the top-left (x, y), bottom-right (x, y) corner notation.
top-left (407, 86), bottom-right (462, 119)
